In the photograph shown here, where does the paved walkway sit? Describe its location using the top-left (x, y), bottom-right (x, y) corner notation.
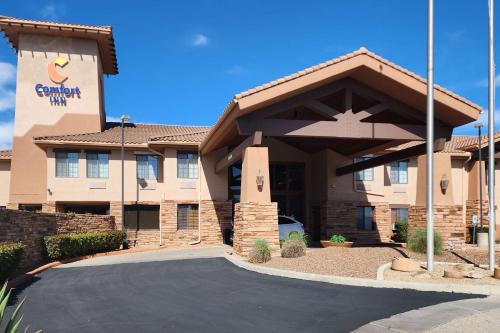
top-left (58, 245), bottom-right (230, 268)
top-left (353, 295), bottom-right (500, 332)
top-left (9, 252), bottom-right (481, 333)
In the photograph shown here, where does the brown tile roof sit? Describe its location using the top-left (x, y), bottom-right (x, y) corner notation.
top-left (234, 47), bottom-right (481, 110)
top-left (33, 123), bottom-right (211, 146)
top-left (0, 149), bottom-right (12, 159)
top-left (0, 15), bottom-right (118, 74)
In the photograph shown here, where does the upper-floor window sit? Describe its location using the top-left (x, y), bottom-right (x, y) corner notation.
top-left (390, 160), bottom-right (408, 184)
top-left (87, 151), bottom-right (109, 178)
top-left (136, 155), bottom-right (158, 180)
top-left (177, 151), bottom-right (198, 179)
top-left (55, 150), bottom-right (79, 178)
top-left (354, 157), bottom-right (373, 181)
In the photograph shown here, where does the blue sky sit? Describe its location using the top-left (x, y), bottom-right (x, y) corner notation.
top-left (0, 0), bottom-right (498, 149)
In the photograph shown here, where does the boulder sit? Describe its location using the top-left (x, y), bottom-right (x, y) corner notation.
top-left (494, 267), bottom-right (500, 280)
top-left (444, 269), bottom-right (465, 279)
top-left (391, 257), bottom-right (420, 272)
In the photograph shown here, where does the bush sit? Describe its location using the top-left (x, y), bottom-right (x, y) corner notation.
top-left (44, 230), bottom-right (126, 261)
top-left (281, 239), bottom-right (306, 258)
top-left (393, 220), bottom-right (408, 243)
top-left (286, 231), bottom-right (311, 246)
top-left (408, 228), bottom-right (443, 255)
top-left (329, 234), bottom-right (346, 243)
top-left (248, 239), bottom-right (271, 263)
top-left (0, 242), bottom-right (25, 283)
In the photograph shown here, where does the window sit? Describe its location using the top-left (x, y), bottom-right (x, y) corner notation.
top-left (19, 204), bottom-right (42, 212)
top-left (354, 157), bottom-right (373, 181)
top-left (177, 204), bottom-right (199, 230)
top-left (391, 207), bottom-right (408, 230)
top-left (177, 151), bottom-right (198, 179)
top-left (390, 160), bottom-right (408, 184)
top-left (124, 205), bottom-right (159, 230)
top-left (136, 155), bottom-right (158, 180)
top-left (356, 206), bottom-right (374, 230)
top-left (86, 152), bottom-right (109, 178)
top-left (55, 151), bottom-right (79, 177)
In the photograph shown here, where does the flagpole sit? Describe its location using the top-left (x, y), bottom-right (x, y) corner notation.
top-left (487, 0), bottom-right (496, 272)
top-left (426, 0), bottom-right (435, 272)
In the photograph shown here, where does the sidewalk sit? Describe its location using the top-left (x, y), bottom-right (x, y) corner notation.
top-left (353, 296), bottom-right (500, 333)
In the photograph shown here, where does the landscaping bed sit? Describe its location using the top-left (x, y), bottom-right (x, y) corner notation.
top-left (258, 246), bottom-right (500, 279)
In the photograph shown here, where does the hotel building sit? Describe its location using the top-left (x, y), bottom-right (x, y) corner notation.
top-left (0, 15), bottom-right (498, 255)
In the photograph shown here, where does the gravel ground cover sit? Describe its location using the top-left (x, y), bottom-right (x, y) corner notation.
top-left (259, 246), bottom-right (500, 279)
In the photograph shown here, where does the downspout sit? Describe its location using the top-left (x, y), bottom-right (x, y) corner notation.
top-left (147, 146), bottom-right (166, 246)
top-left (462, 154), bottom-right (472, 225)
top-left (189, 148), bottom-right (202, 245)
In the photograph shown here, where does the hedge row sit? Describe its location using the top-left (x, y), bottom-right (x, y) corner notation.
top-left (44, 230), bottom-right (126, 261)
top-left (0, 242), bottom-right (25, 283)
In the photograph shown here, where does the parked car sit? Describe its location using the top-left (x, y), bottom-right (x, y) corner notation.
top-left (278, 215), bottom-right (304, 240)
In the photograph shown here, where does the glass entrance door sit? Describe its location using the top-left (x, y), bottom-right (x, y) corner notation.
top-left (270, 163), bottom-right (305, 221)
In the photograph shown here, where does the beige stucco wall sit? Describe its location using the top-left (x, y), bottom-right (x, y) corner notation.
top-left (0, 160), bottom-right (11, 206)
top-left (10, 33), bottom-right (105, 204)
top-left (46, 147), bottom-right (228, 203)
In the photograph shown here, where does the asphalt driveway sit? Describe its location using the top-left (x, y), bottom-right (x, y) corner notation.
top-left (11, 257), bottom-right (482, 332)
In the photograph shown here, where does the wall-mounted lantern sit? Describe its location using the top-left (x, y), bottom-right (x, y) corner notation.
top-left (256, 169), bottom-right (264, 192)
top-left (440, 175), bottom-right (449, 193)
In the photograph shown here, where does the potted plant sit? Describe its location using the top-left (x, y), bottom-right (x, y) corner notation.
top-left (320, 234), bottom-right (353, 248)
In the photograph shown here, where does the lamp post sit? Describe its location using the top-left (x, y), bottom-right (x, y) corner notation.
top-left (474, 122), bottom-right (484, 233)
top-left (121, 115), bottom-right (131, 230)
top-left (487, 0), bottom-right (496, 272)
top-left (426, 0), bottom-right (435, 272)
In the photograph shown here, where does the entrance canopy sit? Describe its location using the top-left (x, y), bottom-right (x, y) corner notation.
top-left (202, 48), bottom-right (481, 173)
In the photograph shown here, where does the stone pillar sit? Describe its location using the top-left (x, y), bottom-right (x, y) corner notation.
top-left (6, 202), bottom-right (18, 210)
top-left (233, 146), bottom-right (279, 256)
top-left (42, 202), bottom-right (57, 213)
top-left (109, 201), bottom-right (123, 230)
top-left (200, 200), bottom-right (232, 245)
top-left (233, 202), bottom-right (280, 256)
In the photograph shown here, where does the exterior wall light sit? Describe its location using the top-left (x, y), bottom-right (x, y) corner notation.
top-left (256, 169), bottom-right (264, 191)
top-left (440, 175), bottom-right (449, 192)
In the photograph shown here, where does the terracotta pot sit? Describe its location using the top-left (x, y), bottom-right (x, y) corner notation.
top-left (320, 240), bottom-right (353, 248)
top-left (494, 267), bottom-right (500, 280)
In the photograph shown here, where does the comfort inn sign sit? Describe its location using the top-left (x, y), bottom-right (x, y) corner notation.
top-left (34, 56), bottom-right (81, 106)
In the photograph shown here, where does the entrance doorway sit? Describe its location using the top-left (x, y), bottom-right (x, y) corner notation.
top-left (270, 163), bottom-right (305, 221)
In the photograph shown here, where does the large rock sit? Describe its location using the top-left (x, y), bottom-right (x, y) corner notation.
top-left (444, 268), bottom-right (465, 279)
top-left (494, 267), bottom-right (500, 280)
top-left (391, 257), bottom-right (420, 272)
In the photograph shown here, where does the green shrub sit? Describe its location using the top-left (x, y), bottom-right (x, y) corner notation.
top-left (44, 230), bottom-right (126, 261)
top-left (248, 239), bottom-right (271, 263)
top-left (0, 243), bottom-right (25, 283)
top-left (286, 231), bottom-right (311, 246)
top-left (329, 234), bottom-right (346, 243)
top-left (393, 220), bottom-right (408, 243)
top-left (281, 239), bottom-right (306, 258)
top-left (0, 281), bottom-right (27, 333)
top-left (408, 228), bottom-right (443, 255)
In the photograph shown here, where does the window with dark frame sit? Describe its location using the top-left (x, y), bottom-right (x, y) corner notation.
top-left (354, 157), bottom-right (373, 181)
top-left (86, 151), bottom-right (109, 178)
top-left (55, 150), bottom-right (79, 178)
top-left (123, 205), bottom-right (160, 230)
top-left (390, 160), bottom-right (408, 184)
top-left (356, 206), bottom-right (374, 230)
top-left (391, 207), bottom-right (408, 230)
top-left (177, 151), bottom-right (198, 179)
top-left (177, 204), bottom-right (199, 230)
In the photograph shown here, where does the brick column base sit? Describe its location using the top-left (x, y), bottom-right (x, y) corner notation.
top-left (109, 201), bottom-right (123, 230)
top-left (200, 200), bottom-right (232, 245)
top-left (233, 202), bottom-right (279, 257)
top-left (408, 205), bottom-right (466, 249)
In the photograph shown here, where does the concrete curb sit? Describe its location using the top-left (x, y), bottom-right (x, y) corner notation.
top-left (224, 254), bottom-right (500, 295)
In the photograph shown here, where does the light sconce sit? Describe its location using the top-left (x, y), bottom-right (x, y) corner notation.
top-left (440, 175), bottom-right (449, 193)
top-left (256, 169), bottom-right (264, 191)
top-left (47, 188), bottom-right (52, 196)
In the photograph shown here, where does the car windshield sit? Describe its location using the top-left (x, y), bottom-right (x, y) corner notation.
top-left (278, 216), bottom-right (295, 225)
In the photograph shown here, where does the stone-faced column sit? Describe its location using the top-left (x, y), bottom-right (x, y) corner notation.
top-left (233, 147), bottom-right (280, 256)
